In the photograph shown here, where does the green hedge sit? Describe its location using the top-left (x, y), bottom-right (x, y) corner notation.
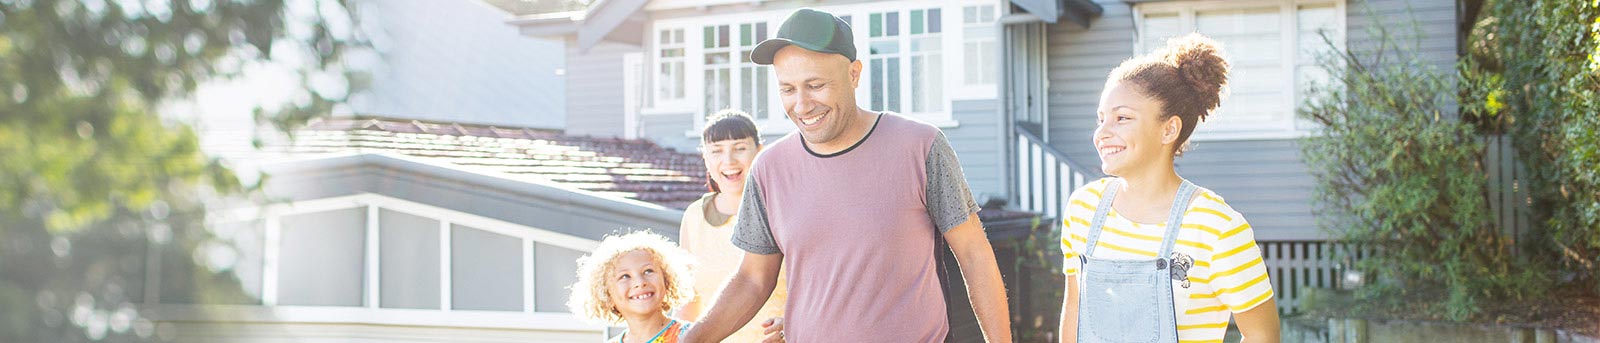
top-left (1300, 0), bottom-right (1600, 321)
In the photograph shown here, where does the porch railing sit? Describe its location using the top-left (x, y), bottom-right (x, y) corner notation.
top-left (1012, 124), bottom-right (1100, 222)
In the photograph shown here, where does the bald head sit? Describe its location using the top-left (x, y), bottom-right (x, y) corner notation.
top-left (771, 45), bottom-right (868, 152)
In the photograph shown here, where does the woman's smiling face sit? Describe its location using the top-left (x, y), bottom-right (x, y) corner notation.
top-left (702, 137), bottom-right (760, 193)
top-left (1093, 81), bottom-right (1179, 177)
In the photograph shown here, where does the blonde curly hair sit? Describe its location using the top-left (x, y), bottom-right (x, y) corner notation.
top-left (567, 231), bottom-right (697, 324)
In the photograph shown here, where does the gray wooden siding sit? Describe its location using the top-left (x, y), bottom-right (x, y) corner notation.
top-left (950, 99), bottom-right (1005, 201)
top-left (563, 40), bottom-right (634, 138)
top-left (345, 0), bottom-right (566, 129)
top-left (639, 112), bottom-right (698, 152)
top-left (1041, 0), bottom-right (1458, 241)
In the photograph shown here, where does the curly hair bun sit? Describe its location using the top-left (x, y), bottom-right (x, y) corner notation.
top-left (1162, 33), bottom-right (1230, 120)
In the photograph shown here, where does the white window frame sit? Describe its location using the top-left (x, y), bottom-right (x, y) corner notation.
top-left (648, 0), bottom-right (1002, 137)
top-left (955, 3), bottom-right (1000, 100)
top-left (1133, 0), bottom-right (1346, 141)
top-left (651, 27), bottom-right (690, 111)
top-left (200, 193), bottom-right (599, 324)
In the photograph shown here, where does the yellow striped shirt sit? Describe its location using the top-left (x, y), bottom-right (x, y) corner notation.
top-left (1061, 178), bottom-right (1274, 342)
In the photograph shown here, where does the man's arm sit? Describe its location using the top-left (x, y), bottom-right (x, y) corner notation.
top-left (681, 251), bottom-right (783, 343)
top-left (944, 213), bottom-right (1013, 343)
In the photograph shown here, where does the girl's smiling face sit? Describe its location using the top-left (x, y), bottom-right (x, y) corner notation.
top-left (606, 250), bottom-right (669, 319)
top-left (1093, 81), bottom-right (1182, 177)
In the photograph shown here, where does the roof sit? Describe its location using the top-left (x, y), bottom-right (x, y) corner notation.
top-left (287, 117), bottom-right (708, 209)
top-left (281, 117), bottom-right (1046, 231)
top-left (257, 152), bottom-right (685, 241)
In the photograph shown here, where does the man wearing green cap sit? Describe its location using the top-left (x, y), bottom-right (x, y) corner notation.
top-left (682, 8), bottom-right (1013, 343)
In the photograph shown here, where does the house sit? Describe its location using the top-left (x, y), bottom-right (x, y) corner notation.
top-left (149, 117), bottom-right (697, 342)
top-left (511, 0), bottom-right (1466, 314)
top-left (148, 0), bottom-right (684, 341)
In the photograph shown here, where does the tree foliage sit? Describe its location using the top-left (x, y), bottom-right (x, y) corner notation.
top-left (0, 0), bottom-right (362, 340)
top-left (1301, 0), bottom-right (1600, 321)
top-left (1462, 0), bottom-right (1600, 292)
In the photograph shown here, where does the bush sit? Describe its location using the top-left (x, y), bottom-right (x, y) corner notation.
top-left (1298, 16), bottom-right (1546, 320)
top-left (1463, 0), bottom-right (1600, 291)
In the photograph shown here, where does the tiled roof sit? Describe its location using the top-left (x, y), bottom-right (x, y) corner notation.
top-left (288, 117), bottom-right (708, 209)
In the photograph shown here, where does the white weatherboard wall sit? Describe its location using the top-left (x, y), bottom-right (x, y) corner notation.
top-left (348, 0), bottom-right (566, 129)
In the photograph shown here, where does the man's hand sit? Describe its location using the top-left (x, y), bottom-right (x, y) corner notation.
top-left (681, 252), bottom-right (783, 343)
top-left (944, 213), bottom-right (1013, 343)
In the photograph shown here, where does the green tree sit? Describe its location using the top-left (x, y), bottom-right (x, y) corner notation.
top-left (0, 0), bottom-right (362, 341)
top-left (1298, 16), bottom-right (1543, 320)
top-left (1462, 0), bottom-right (1600, 293)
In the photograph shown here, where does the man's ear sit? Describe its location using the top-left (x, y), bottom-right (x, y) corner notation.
top-left (1162, 115), bottom-right (1184, 145)
top-left (849, 60), bottom-right (863, 88)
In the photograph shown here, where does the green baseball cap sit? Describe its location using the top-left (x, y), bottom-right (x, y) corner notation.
top-left (749, 8), bottom-right (857, 65)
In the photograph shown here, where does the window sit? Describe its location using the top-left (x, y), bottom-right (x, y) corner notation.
top-left (649, 2), bottom-right (981, 133)
top-left (197, 195), bottom-right (602, 324)
top-left (277, 207), bottom-right (367, 307)
top-left (962, 5), bottom-right (998, 87)
top-left (1137, 0), bottom-right (1344, 138)
top-left (867, 11), bottom-right (903, 113)
top-left (705, 25), bottom-right (734, 115)
top-left (656, 29), bottom-right (686, 105)
top-left (451, 224), bottom-right (524, 312)
top-left (739, 22), bottom-right (772, 120)
top-left (868, 8), bottom-right (945, 115)
top-left (379, 209), bottom-right (440, 309)
top-left (908, 8), bottom-right (944, 113)
top-left (700, 22), bottom-right (774, 121)
top-left (534, 243), bottom-right (586, 312)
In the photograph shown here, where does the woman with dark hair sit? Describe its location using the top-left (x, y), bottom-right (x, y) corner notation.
top-left (677, 109), bottom-right (786, 342)
top-left (1058, 33), bottom-right (1281, 343)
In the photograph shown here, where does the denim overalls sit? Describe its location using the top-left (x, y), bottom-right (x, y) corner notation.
top-left (1076, 179), bottom-right (1198, 343)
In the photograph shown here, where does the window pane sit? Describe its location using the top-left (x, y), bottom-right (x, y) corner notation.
top-left (1297, 4), bottom-right (1340, 73)
top-left (227, 221), bottom-right (266, 303)
top-left (758, 71), bottom-right (770, 118)
top-left (741, 23), bottom-right (752, 46)
top-left (887, 58), bottom-right (900, 112)
top-left (871, 13), bottom-right (882, 37)
top-left (718, 25), bottom-right (730, 48)
top-left (450, 225), bottom-right (523, 311)
top-left (886, 12), bottom-right (899, 36)
top-left (913, 55), bottom-right (926, 112)
top-left (379, 209), bottom-right (440, 309)
top-left (1140, 13), bottom-right (1182, 53)
top-left (871, 59), bottom-right (884, 110)
top-left (928, 8), bottom-right (941, 33)
top-left (912, 9), bottom-right (924, 35)
top-left (278, 207), bottom-right (367, 307)
top-left (870, 40), bottom-right (898, 55)
top-left (534, 243), bottom-right (586, 312)
top-left (1197, 7), bottom-right (1280, 66)
top-left (704, 26), bottom-right (715, 49)
top-left (1195, 6), bottom-right (1287, 133)
top-left (673, 62), bottom-right (685, 98)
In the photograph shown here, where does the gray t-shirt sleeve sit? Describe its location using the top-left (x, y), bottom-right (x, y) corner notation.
top-left (730, 174), bottom-right (782, 255)
top-left (926, 131), bottom-right (981, 233)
